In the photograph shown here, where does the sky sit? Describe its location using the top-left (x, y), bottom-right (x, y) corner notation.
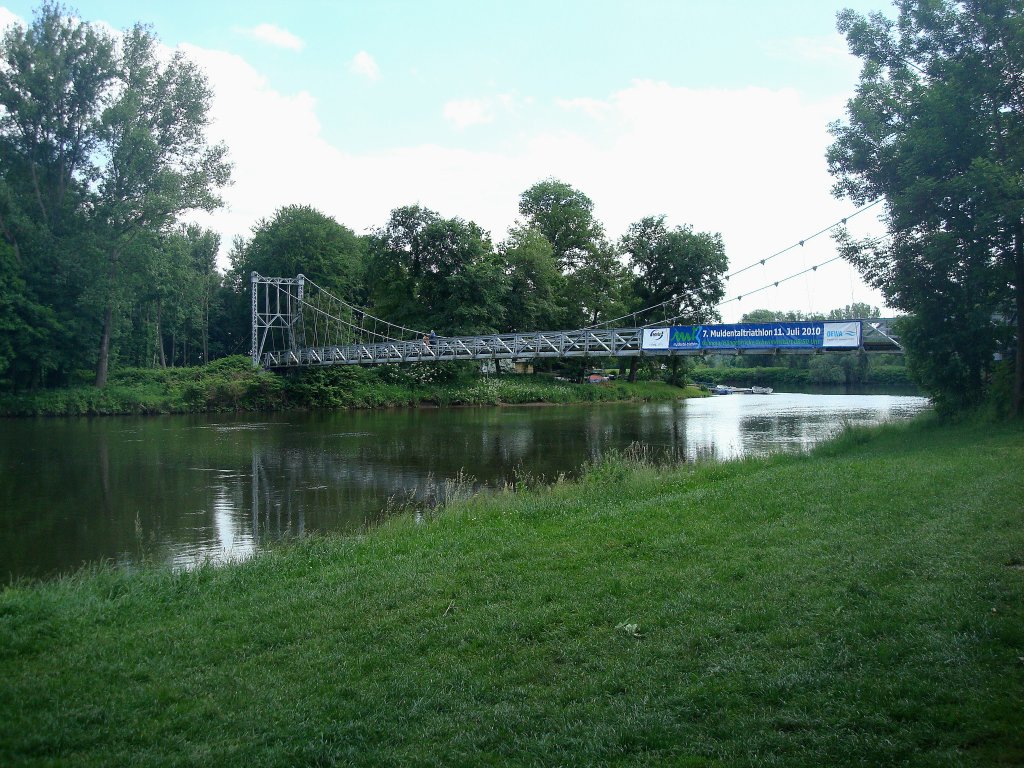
top-left (0, 0), bottom-right (900, 323)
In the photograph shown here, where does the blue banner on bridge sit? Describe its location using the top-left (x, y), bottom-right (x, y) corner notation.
top-left (642, 322), bottom-right (860, 351)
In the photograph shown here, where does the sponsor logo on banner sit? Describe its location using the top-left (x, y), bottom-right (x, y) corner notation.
top-left (822, 322), bottom-right (861, 348)
top-left (670, 326), bottom-right (701, 350)
top-left (642, 328), bottom-right (670, 350)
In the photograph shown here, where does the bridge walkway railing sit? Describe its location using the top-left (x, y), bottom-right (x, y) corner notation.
top-left (259, 323), bottom-right (901, 369)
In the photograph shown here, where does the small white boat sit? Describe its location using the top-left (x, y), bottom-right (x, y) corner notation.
top-left (750, 386), bottom-right (774, 395)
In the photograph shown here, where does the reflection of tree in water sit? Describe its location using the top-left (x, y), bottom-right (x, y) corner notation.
top-left (248, 448), bottom-right (486, 546)
top-left (246, 407), bottom-right (696, 548)
top-left (582, 403), bottom-right (696, 463)
top-left (738, 406), bottom-right (891, 455)
top-left (739, 414), bottom-right (821, 453)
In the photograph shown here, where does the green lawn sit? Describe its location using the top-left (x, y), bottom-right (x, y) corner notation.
top-left (1, 418), bottom-right (1021, 766)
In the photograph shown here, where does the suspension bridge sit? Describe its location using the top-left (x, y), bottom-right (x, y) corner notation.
top-left (250, 273), bottom-right (902, 371)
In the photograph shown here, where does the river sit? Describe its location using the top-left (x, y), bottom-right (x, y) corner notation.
top-left (0, 392), bottom-right (929, 580)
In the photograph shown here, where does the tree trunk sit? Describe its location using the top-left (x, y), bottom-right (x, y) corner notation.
top-left (1014, 222), bottom-right (1023, 419)
top-left (95, 250), bottom-right (119, 388)
top-left (202, 279), bottom-right (210, 364)
top-left (156, 298), bottom-right (167, 368)
top-left (627, 357), bottom-right (639, 383)
top-left (96, 303), bottom-right (113, 387)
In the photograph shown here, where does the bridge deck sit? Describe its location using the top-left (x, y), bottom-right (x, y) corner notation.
top-left (259, 325), bottom-right (901, 369)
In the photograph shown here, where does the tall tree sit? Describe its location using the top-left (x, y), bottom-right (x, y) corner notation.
top-left (518, 179), bottom-right (630, 329)
top-left (367, 205), bottom-right (507, 335)
top-left (364, 205), bottom-right (441, 331)
top-left (0, 3), bottom-right (115, 237)
top-left (144, 224), bottom-right (220, 367)
top-left (0, 3), bottom-right (117, 387)
top-left (828, 0), bottom-right (1024, 416)
top-left (518, 179), bottom-right (605, 272)
top-left (564, 241), bottom-right (630, 327)
top-left (92, 25), bottom-right (230, 385)
top-left (500, 226), bottom-right (564, 332)
top-left (621, 215), bottom-right (728, 324)
top-left (232, 205), bottom-right (366, 304)
top-left (0, 5), bottom-right (230, 387)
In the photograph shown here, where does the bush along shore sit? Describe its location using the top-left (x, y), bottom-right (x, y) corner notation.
top-left (690, 362), bottom-right (917, 392)
top-left (1, 416), bottom-right (1021, 766)
top-left (0, 356), bottom-right (701, 416)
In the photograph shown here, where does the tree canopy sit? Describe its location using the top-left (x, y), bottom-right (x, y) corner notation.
top-left (518, 179), bottom-right (605, 272)
top-left (828, 0), bottom-right (1024, 415)
top-left (365, 205), bottom-right (507, 335)
top-left (232, 205), bottom-right (366, 303)
top-left (621, 215), bottom-right (728, 325)
top-left (0, 2), bottom-right (230, 386)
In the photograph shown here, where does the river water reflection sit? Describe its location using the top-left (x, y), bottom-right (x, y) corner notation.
top-left (1, 392), bottom-right (928, 580)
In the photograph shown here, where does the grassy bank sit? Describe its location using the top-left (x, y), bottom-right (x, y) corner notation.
top-left (1, 418), bottom-right (1021, 765)
top-left (0, 356), bottom-right (698, 416)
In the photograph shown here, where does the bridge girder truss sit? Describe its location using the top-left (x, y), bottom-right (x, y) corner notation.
top-left (251, 273), bottom-right (902, 370)
top-left (257, 326), bottom-right (904, 370)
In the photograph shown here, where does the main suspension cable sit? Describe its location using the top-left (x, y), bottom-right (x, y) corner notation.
top-left (584, 199), bottom-right (883, 330)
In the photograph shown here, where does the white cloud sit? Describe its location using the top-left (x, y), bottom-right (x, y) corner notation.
top-left (181, 46), bottom-right (886, 321)
top-left (558, 97), bottom-right (613, 121)
top-left (767, 34), bottom-right (862, 84)
top-left (779, 33), bottom-right (852, 63)
top-left (443, 99), bottom-right (493, 129)
top-left (239, 23), bottom-right (304, 52)
top-left (350, 51), bottom-right (380, 81)
top-left (443, 93), bottom-right (526, 129)
top-left (0, 6), bottom-right (24, 31)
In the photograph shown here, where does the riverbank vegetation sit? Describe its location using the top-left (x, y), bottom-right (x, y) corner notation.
top-left (0, 356), bottom-right (698, 416)
top-left (690, 359), bottom-right (915, 392)
top-left (1, 417), bottom-right (1021, 765)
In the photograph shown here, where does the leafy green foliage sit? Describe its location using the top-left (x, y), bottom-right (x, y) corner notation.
top-left (0, 359), bottom-right (689, 416)
top-left (366, 205), bottom-right (507, 334)
top-left (0, 4), bottom-right (116, 388)
top-left (828, 0), bottom-right (1024, 416)
top-left (622, 214), bottom-right (728, 324)
top-left (518, 178), bottom-right (605, 272)
top-left (500, 226), bottom-right (565, 331)
top-left (230, 204), bottom-right (367, 303)
top-left (0, 4), bottom-right (230, 389)
top-left (517, 179), bottom-right (633, 327)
